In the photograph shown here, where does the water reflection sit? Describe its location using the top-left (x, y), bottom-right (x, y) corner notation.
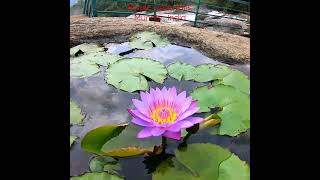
top-left (70, 43), bottom-right (250, 178)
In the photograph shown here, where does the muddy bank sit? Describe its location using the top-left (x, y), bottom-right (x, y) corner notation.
top-left (70, 16), bottom-right (249, 63)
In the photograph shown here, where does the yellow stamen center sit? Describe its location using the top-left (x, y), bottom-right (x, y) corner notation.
top-left (151, 107), bottom-right (176, 124)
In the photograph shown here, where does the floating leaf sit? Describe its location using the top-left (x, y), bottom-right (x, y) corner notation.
top-left (104, 163), bottom-right (121, 176)
top-left (167, 62), bottom-right (196, 81)
top-left (217, 102), bottom-right (250, 136)
top-left (72, 52), bottom-right (123, 67)
top-left (153, 143), bottom-right (249, 180)
top-left (190, 85), bottom-right (250, 136)
top-left (217, 154), bottom-right (250, 180)
top-left (70, 60), bottom-right (100, 78)
top-left (70, 100), bottom-right (85, 125)
top-left (70, 43), bottom-right (104, 57)
top-left (70, 172), bottom-right (123, 180)
top-left (193, 64), bottom-right (232, 82)
top-left (129, 31), bottom-right (170, 50)
top-left (218, 70), bottom-right (250, 94)
top-left (101, 124), bottom-right (161, 157)
top-left (89, 156), bottom-right (121, 175)
top-left (70, 136), bottom-right (77, 147)
top-left (105, 58), bottom-right (167, 92)
top-left (81, 124), bottom-right (127, 155)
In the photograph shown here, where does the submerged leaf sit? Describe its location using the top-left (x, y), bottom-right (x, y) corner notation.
top-left (153, 143), bottom-right (249, 180)
top-left (101, 124), bottom-right (161, 157)
top-left (70, 172), bottom-right (123, 180)
top-left (190, 85), bottom-right (250, 136)
top-left (105, 58), bottom-right (167, 92)
top-left (89, 156), bottom-right (121, 175)
top-left (70, 136), bottom-right (77, 147)
top-left (129, 31), bottom-right (170, 50)
top-left (167, 62), bottom-right (196, 81)
top-left (81, 124), bottom-right (127, 155)
top-left (70, 43), bottom-right (104, 57)
top-left (70, 100), bottom-right (85, 125)
top-left (217, 154), bottom-right (250, 180)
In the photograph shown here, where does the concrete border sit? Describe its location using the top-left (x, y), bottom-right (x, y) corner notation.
top-left (70, 16), bottom-right (250, 64)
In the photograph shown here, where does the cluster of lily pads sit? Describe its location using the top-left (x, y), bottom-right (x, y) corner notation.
top-left (70, 32), bottom-right (250, 180)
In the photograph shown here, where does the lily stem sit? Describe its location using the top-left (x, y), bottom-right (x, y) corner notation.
top-left (161, 136), bottom-right (167, 153)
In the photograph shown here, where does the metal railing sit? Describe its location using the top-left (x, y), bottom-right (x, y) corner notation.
top-left (83, 0), bottom-right (249, 27)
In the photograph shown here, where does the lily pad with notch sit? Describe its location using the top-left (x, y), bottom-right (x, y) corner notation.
top-left (70, 43), bottom-right (105, 57)
top-left (71, 52), bottom-right (123, 67)
top-left (129, 31), bottom-right (170, 50)
top-left (190, 85), bottom-right (250, 136)
top-left (167, 62), bottom-right (196, 81)
top-left (152, 143), bottom-right (249, 180)
top-left (105, 58), bottom-right (167, 92)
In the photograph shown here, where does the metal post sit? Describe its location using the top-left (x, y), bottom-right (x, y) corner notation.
top-left (92, 0), bottom-right (97, 17)
top-left (83, 0), bottom-right (87, 15)
top-left (194, 0), bottom-right (201, 27)
top-left (153, 0), bottom-right (156, 17)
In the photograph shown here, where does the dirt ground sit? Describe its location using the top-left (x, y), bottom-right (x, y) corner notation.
top-left (70, 16), bottom-right (249, 64)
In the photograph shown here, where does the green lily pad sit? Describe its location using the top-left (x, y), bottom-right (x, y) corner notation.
top-left (101, 124), bottom-right (161, 157)
top-left (72, 52), bottom-right (123, 67)
top-left (70, 136), bottom-right (77, 147)
top-left (89, 156), bottom-right (121, 175)
top-left (70, 60), bottom-right (100, 78)
top-left (129, 31), bottom-right (170, 50)
top-left (70, 100), bottom-right (85, 125)
top-left (190, 85), bottom-right (250, 136)
top-left (217, 154), bottom-right (250, 180)
top-left (217, 102), bottom-right (250, 136)
top-left (167, 62), bottom-right (196, 81)
top-left (218, 70), bottom-right (250, 94)
top-left (153, 143), bottom-right (249, 180)
top-left (193, 64), bottom-right (232, 82)
top-left (105, 58), bottom-right (167, 92)
top-left (81, 124), bottom-right (127, 155)
top-left (70, 43), bottom-right (104, 57)
top-left (70, 172), bottom-right (123, 180)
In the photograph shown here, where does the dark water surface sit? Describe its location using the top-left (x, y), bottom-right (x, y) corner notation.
top-left (70, 43), bottom-right (250, 179)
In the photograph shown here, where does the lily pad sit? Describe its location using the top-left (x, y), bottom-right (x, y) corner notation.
top-left (70, 136), bottom-right (77, 147)
top-left (129, 31), bottom-right (170, 50)
top-left (72, 52), bottom-right (123, 67)
top-left (70, 172), bottom-right (123, 180)
top-left (153, 143), bottom-right (249, 180)
top-left (217, 154), bottom-right (250, 180)
top-left (89, 156), bottom-right (121, 175)
top-left (70, 60), bottom-right (100, 78)
top-left (81, 124), bottom-right (127, 155)
top-left (167, 62), bottom-right (196, 81)
top-left (101, 124), bottom-right (161, 157)
top-left (105, 58), bottom-right (167, 92)
top-left (218, 70), bottom-right (250, 94)
top-left (190, 85), bottom-right (250, 136)
top-left (70, 43), bottom-right (104, 57)
top-left (193, 64), bottom-right (232, 82)
top-left (70, 100), bottom-right (85, 125)
top-left (217, 102), bottom-right (250, 136)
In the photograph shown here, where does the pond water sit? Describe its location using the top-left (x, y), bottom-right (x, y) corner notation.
top-left (70, 43), bottom-right (250, 179)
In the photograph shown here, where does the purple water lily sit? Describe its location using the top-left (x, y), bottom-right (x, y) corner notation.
top-left (128, 87), bottom-right (203, 140)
